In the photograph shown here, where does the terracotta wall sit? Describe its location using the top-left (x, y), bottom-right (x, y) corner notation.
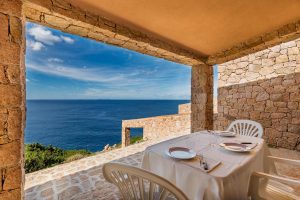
top-left (0, 0), bottom-right (26, 199)
top-left (215, 38), bottom-right (300, 150)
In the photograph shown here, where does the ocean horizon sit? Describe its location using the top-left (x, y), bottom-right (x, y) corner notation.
top-left (25, 99), bottom-right (189, 152)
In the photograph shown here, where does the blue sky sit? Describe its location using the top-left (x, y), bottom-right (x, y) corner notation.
top-left (25, 22), bottom-right (217, 100)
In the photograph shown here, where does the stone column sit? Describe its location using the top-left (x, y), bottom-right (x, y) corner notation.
top-left (121, 127), bottom-right (131, 147)
top-left (0, 1), bottom-right (25, 199)
top-left (191, 64), bottom-right (213, 132)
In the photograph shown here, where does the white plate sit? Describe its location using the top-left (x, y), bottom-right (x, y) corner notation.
top-left (214, 131), bottom-right (237, 137)
top-left (219, 142), bottom-right (251, 152)
top-left (166, 147), bottom-right (196, 159)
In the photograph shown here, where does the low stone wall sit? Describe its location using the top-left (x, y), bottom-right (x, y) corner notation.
top-left (215, 38), bottom-right (300, 150)
top-left (178, 103), bottom-right (191, 114)
top-left (122, 104), bottom-right (191, 147)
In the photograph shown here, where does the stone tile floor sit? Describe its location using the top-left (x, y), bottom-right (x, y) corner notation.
top-left (25, 134), bottom-right (187, 200)
top-left (25, 133), bottom-right (300, 200)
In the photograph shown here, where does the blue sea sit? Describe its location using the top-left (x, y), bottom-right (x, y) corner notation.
top-left (25, 100), bottom-right (189, 152)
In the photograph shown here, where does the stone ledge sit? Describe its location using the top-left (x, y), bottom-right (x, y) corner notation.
top-left (122, 113), bottom-right (189, 123)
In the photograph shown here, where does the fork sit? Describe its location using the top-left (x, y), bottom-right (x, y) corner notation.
top-left (197, 154), bottom-right (210, 171)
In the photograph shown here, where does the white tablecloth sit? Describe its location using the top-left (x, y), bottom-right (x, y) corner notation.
top-left (141, 131), bottom-right (270, 200)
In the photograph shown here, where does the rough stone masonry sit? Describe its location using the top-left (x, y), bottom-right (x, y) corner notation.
top-left (215, 38), bottom-right (300, 150)
top-left (0, 0), bottom-right (26, 199)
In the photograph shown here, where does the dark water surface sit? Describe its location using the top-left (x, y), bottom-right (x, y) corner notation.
top-left (25, 100), bottom-right (189, 152)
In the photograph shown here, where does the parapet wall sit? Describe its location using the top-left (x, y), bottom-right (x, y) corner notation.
top-left (122, 103), bottom-right (191, 146)
top-left (215, 38), bottom-right (300, 150)
top-left (178, 103), bottom-right (191, 114)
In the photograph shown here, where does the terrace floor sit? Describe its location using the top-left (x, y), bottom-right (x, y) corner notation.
top-left (25, 133), bottom-right (300, 200)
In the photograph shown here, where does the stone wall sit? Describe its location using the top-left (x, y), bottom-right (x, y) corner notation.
top-left (215, 38), bottom-right (300, 150)
top-left (122, 104), bottom-right (191, 147)
top-left (0, 0), bottom-right (26, 199)
top-left (178, 103), bottom-right (191, 114)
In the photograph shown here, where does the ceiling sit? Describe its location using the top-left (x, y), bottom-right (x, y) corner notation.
top-left (68, 0), bottom-right (300, 57)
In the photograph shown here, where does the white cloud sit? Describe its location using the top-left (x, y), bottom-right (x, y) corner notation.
top-left (27, 40), bottom-right (45, 51)
top-left (83, 84), bottom-right (190, 100)
top-left (26, 63), bottom-right (130, 84)
top-left (27, 25), bottom-right (75, 46)
top-left (26, 78), bottom-right (30, 82)
top-left (26, 60), bottom-right (191, 99)
top-left (48, 58), bottom-right (64, 63)
top-left (61, 36), bottom-right (74, 44)
top-left (28, 25), bottom-right (61, 45)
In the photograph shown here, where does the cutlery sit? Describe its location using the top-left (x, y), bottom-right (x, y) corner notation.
top-left (203, 162), bottom-right (209, 170)
top-left (198, 154), bottom-right (209, 170)
top-left (197, 154), bottom-right (204, 165)
top-left (197, 154), bottom-right (221, 172)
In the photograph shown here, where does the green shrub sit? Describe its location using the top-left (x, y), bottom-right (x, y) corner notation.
top-left (130, 136), bottom-right (143, 144)
top-left (65, 153), bottom-right (86, 162)
top-left (25, 143), bottom-right (92, 173)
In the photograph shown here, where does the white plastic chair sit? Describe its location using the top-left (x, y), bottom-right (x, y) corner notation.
top-left (226, 119), bottom-right (263, 138)
top-left (248, 156), bottom-right (300, 200)
top-left (103, 162), bottom-right (189, 200)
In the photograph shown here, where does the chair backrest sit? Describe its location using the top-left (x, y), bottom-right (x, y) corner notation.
top-left (103, 162), bottom-right (189, 200)
top-left (226, 119), bottom-right (263, 138)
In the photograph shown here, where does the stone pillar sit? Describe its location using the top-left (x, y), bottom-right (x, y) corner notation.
top-left (0, 1), bottom-right (25, 199)
top-left (121, 127), bottom-right (131, 147)
top-left (191, 64), bottom-right (213, 132)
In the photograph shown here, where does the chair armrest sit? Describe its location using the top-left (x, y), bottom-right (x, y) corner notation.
top-left (252, 172), bottom-right (300, 186)
top-left (268, 156), bottom-right (300, 166)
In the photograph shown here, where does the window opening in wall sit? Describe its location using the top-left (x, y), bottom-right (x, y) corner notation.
top-left (129, 128), bottom-right (144, 144)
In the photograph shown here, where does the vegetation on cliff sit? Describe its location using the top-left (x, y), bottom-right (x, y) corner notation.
top-left (25, 143), bottom-right (92, 173)
top-left (25, 136), bottom-right (144, 173)
top-left (130, 136), bottom-right (143, 144)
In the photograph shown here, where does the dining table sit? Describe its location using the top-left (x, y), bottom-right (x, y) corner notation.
top-left (141, 131), bottom-right (272, 200)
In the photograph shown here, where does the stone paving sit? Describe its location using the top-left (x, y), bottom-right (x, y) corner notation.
top-left (25, 134), bottom-right (188, 200)
top-left (25, 133), bottom-right (300, 200)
